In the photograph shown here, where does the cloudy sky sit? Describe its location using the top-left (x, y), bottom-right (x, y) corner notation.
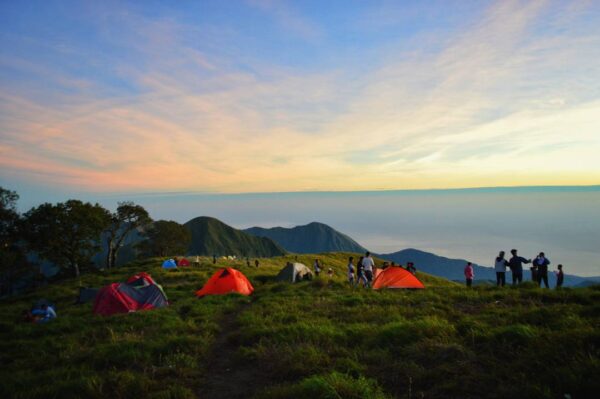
top-left (1, 0), bottom-right (599, 198)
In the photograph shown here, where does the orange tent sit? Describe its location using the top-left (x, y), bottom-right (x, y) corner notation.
top-left (195, 268), bottom-right (254, 297)
top-left (372, 267), bottom-right (425, 289)
top-left (374, 268), bottom-right (383, 280)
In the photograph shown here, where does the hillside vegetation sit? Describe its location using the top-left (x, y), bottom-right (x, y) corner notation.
top-left (0, 253), bottom-right (598, 399)
top-left (244, 222), bottom-right (367, 254)
top-left (184, 216), bottom-right (286, 257)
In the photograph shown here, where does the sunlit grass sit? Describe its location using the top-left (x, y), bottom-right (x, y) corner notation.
top-left (0, 254), bottom-right (598, 398)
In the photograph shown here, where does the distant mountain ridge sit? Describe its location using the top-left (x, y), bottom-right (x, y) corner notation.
top-left (244, 222), bottom-right (368, 254)
top-left (380, 248), bottom-right (600, 288)
top-left (185, 216), bottom-right (286, 257)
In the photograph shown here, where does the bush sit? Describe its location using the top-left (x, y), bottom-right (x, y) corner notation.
top-left (491, 324), bottom-right (537, 346)
top-left (255, 372), bottom-right (388, 399)
top-left (376, 316), bottom-right (456, 347)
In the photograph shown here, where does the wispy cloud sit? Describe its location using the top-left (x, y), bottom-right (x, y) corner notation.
top-left (246, 0), bottom-right (323, 41)
top-left (0, 1), bottom-right (599, 194)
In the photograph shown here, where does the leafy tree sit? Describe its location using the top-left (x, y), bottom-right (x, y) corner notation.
top-left (0, 187), bottom-right (19, 247)
top-left (138, 220), bottom-right (191, 257)
top-left (0, 187), bottom-right (28, 295)
top-left (105, 202), bottom-right (151, 269)
top-left (23, 200), bottom-right (111, 277)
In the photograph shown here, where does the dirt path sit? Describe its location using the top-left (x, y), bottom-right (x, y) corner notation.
top-left (197, 301), bottom-right (268, 398)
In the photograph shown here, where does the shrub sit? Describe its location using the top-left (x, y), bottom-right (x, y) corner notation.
top-left (376, 316), bottom-right (456, 347)
top-left (255, 372), bottom-right (388, 399)
top-left (491, 324), bottom-right (537, 346)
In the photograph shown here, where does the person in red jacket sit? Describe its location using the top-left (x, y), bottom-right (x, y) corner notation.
top-left (464, 262), bottom-right (474, 287)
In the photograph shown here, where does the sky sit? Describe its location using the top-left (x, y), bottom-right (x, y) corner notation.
top-left (1, 0), bottom-right (600, 197)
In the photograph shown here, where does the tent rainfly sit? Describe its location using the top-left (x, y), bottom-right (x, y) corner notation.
top-left (93, 273), bottom-right (168, 316)
top-left (195, 268), bottom-right (254, 297)
top-left (372, 267), bottom-right (425, 289)
top-left (276, 262), bottom-right (313, 283)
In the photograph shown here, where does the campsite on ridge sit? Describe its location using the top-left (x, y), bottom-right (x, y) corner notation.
top-left (1, 253), bottom-right (598, 398)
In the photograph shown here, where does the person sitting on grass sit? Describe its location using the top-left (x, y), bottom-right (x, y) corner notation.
top-left (555, 264), bottom-right (564, 289)
top-left (464, 262), bottom-right (474, 287)
top-left (31, 304), bottom-right (57, 323)
top-left (406, 262), bottom-right (417, 274)
top-left (347, 256), bottom-right (355, 286)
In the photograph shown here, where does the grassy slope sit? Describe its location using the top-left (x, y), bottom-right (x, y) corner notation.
top-left (0, 253), bottom-right (598, 399)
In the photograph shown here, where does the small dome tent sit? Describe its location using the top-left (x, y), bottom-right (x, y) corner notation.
top-left (93, 273), bottom-right (168, 316)
top-left (372, 267), bottom-right (425, 289)
top-left (178, 258), bottom-right (190, 266)
top-left (276, 262), bottom-right (313, 283)
top-left (195, 268), bottom-right (254, 297)
top-left (162, 259), bottom-right (177, 269)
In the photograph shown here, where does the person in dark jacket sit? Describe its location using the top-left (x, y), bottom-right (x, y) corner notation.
top-left (509, 249), bottom-right (531, 285)
top-left (494, 251), bottom-right (509, 287)
top-left (555, 264), bottom-right (564, 288)
top-left (534, 252), bottom-right (551, 288)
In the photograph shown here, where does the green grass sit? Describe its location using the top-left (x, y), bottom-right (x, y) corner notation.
top-left (0, 253), bottom-right (598, 398)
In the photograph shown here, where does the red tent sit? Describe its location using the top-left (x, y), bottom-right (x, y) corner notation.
top-left (179, 258), bottom-right (190, 267)
top-left (372, 267), bottom-right (425, 289)
top-left (195, 268), bottom-right (254, 297)
top-left (93, 273), bottom-right (168, 316)
top-left (126, 272), bottom-right (156, 285)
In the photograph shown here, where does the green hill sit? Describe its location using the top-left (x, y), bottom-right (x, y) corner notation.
top-left (185, 216), bottom-right (286, 257)
top-left (244, 222), bottom-right (368, 254)
top-left (0, 253), bottom-right (598, 398)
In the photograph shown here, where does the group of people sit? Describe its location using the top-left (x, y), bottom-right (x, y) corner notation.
top-left (312, 252), bottom-right (418, 288)
top-left (464, 249), bottom-right (565, 288)
top-left (313, 252), bottom-right (377, 287)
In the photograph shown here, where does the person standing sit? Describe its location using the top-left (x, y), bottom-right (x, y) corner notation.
top-left (534, 252), bottom-right (551, 288)
top-left (347, 256), bottom-right (355, 286)
top-left (356, 256), bottom-right (366, 287)
top-left (494, 251), bottom-right (509, 287)
top-left (509, 249), bottom-right (531, 285)
top-left (361, 252), bottom-right (375, 288)
top-left (555, 264), bottom-right (564, 289)
top-left (254, 259), bottom-right (260, 268)
top-left (464, 262), bottom-right (474, 287)
top-left (313, 259), bottom-right (321, 276)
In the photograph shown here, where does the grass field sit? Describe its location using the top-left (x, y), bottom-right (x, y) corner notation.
top-left (0, 253), bottom-right (598, 398)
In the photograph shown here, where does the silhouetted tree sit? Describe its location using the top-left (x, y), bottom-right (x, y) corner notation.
top-left (23, 200), bottom-right (111, 277)
top-left (105, 202), bottom-right (152, 269)
top-left (138, 220), bottom-right (191, 257)
top-left (0, 187), bottom-right (28, 295)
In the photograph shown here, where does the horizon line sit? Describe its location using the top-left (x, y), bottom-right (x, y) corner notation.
top-left (92, 184), bottom-right (600, 198)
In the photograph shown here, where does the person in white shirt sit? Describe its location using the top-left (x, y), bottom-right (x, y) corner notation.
top-left (361, 252), bottom-right (375, 287)
top-left (347, 256), bottom-right (355, 286)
